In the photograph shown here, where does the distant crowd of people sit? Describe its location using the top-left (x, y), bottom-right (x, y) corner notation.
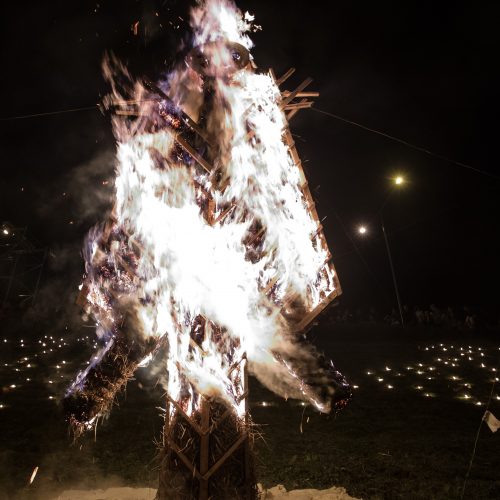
top-left (1, 298), bottom-right (497, 332)
top-left (327, 304), bottom-right (496, 330)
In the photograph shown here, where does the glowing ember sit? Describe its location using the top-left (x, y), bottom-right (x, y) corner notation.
top-left (28, 466), bottom-right (39, 485)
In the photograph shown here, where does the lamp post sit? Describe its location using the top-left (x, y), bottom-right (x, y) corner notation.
top-left (357, 174), bottom-right (406, 327)
top-left (381, 217), bottom-right (404, 327)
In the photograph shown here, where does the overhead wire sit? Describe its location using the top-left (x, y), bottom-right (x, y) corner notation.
top-left (0, 105), bottom-right (99, 121)
top-left (1, 101), bottom-right (497, 182)
top-left (311, 107), bottom-right (499, 181)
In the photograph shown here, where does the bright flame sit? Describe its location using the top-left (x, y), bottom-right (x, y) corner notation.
top-left (71, 0), bottom-right (340, 422)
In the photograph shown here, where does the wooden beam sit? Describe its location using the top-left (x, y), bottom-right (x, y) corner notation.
top-left (143, 79), bottom-right (211, 145)
top-left (281, 91), bottom-right (320, 98)
top-left (293, 283), bottom-right (341, 333)
top-left (166, 437), bottom-right (204, 481)
top-left (283, 101), bottom-right (314, 111)
top-left (210, 407), bottom-right (232, 431)
top-left (203, 433), bottom-right (248, 480)
top-left (246, 227), bottom-right (265, 246)
top-left (174, 134), bottom-right (213, 173)
top-left (286, 98), bottom-right (309, 121)
top-left (115, 109), bottom-right (142, 116)
top-left (111, 98), bottom-right (156, 106)
top-left (166, 394), bottom-right (205, 436)
top-left (263, 274), bottom-right (279, 295)
top-left (213, 203), bottom-right (236, 225)
top-left (281, 78), bottom-right (313, 108)
top-left (276, 67), bottom-right (296, 86)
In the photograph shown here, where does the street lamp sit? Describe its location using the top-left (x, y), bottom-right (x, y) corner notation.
top-left (394, 175), bottom-right (404, 186)
top-left (357, 176), bottom-right (407, 327)
top-left (382, 175), bottom-right (406, 326)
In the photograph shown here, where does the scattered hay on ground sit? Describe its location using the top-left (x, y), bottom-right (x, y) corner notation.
top-left (56, 484), bottom-right (360, 500)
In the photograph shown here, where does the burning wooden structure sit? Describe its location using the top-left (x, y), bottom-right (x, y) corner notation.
top-left (152, 67), bottom-right (343, 500)
top-left (64, 2), bottom-right (349, 500)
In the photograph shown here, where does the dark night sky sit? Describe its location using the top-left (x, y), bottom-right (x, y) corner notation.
top-left (1, 1), bottom-right (499, 310)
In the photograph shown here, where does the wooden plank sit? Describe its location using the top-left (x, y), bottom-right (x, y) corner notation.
top-left (166, 394), bottom-right (205, 436)
top-left (281, 78), bottom-right (313, 108)
top-left (175, 134), bottom-right (213, 173)
top-left (283, 101), bottom-right (314, 111)
top-left (111, 98), bottom-right (156, 106)
top-left (227, 356), bottom-right (245, 377)
top-left (166, 437), bottom-right (203, 481)
top-left (206, 196), bottom-right (216, 225)
top-left (144, 79), bottom-right (211, 145)
top-left (286, 98), bottom-right (317, 120)
top-left (211, 408), bottom-right (231, 431)
top-left (263, 274), bottom-right (279, 295)
top-left (293, 282), bottom-right (341, 333)
top-left (281, 91), bottom-right (319, 98)
top-left (203, 433), bottom-right (248, 480)
top-left (213, 203), bottom-right (236, 225)
top-left (115, 109), bottom-right (142, 116)
top-left (236, 390), bottom-right (249, 404)
top-left (276, 67), bottom-right (296, 86)
top-left (279, 252), bottom-right (335, 311)
top-left (246, 227), bottom-right (265, 246)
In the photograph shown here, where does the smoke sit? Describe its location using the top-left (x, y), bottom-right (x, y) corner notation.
top-left (36, 150), bottom-right (115, 229)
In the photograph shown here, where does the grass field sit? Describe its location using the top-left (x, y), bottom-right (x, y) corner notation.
top-left (1, 318), bottom-right (499, 499)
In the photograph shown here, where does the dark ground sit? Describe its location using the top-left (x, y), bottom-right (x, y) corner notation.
top-left (1, 316), bottom-right (500, 500)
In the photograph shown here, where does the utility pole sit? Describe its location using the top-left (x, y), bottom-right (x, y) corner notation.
top-left (381, 217), bottom-right (404, 327)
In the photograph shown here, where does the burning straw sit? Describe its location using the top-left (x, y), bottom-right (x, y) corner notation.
top-left (64, 1), bottom-right (350, 498)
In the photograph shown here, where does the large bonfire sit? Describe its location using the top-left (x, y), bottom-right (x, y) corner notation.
top-left (64, 1), bottom-right (350, 498)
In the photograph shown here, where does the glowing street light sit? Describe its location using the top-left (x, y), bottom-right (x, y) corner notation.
top-left (355, 176), bottom-right (407, 327)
